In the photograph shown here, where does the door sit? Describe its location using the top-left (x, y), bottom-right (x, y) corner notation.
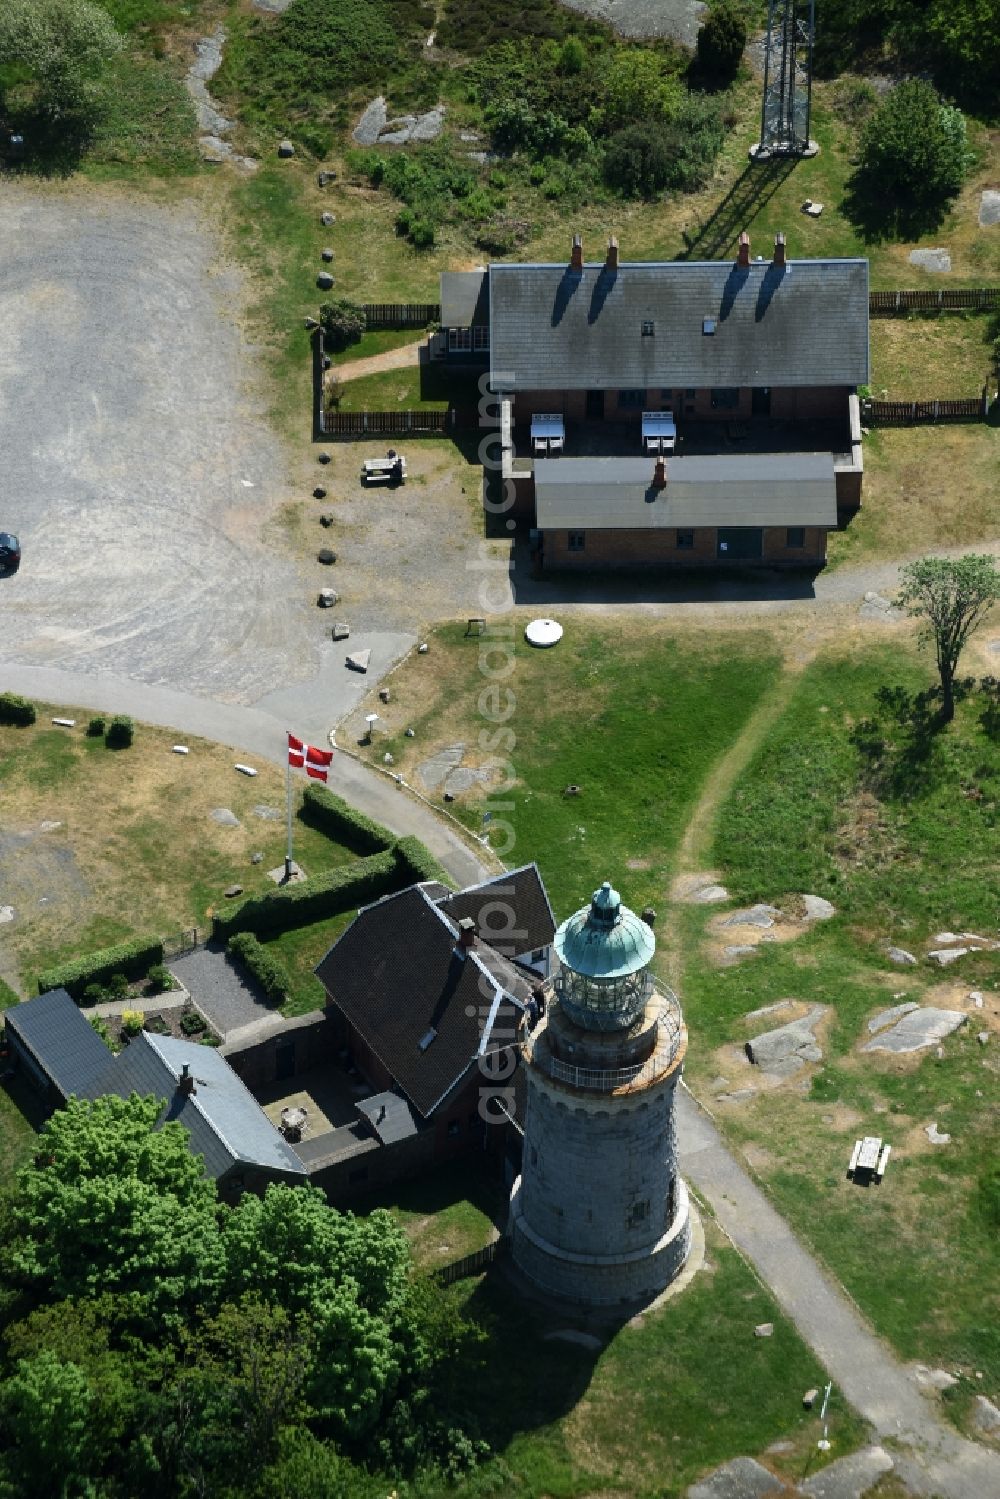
top-left (717, 528), bottom-right (763, 561)
top-left (751, 387), bottom-right (771, 416)
top-left (586, 389), bottom-right (604, 420)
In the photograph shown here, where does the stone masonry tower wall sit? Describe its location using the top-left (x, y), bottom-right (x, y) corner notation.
top-left (510, 880), bottom-right (691, 1307)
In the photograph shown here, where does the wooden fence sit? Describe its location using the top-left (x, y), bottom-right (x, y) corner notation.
top-left (862, 394), bottom-right (990, 424)
top-left (362, 302), bottom-right (440, 328)
top-left (869, 288), bottom-right (1000, 316)
top-left (321, 409), bottom-right (450, 436)
top-left (433, 1235), bottom-right (506, 1286)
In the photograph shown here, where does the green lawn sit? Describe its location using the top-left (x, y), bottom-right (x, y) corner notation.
top-left (404, 1227), bottom-right (867, 1499)
top-left (348, 620), bottom-right (783, 920)
top-left (264, 908), bottom-right (357, 1016)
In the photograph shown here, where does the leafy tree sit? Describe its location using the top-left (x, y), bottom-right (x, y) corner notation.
top-left (0, 0), bottom-right (122, 123)
top-left (0, 1351), bottom-right (93, 1497)
top-left (696, 1), bottom-right (747, 81)
top-left (896, 555), bottom-right (1000, 723)
top-left (603, 120), bottom-right (673, 197)
top-left (852, 80), bottom-right (969, 236)
top-left (6, 1094), bottom-right (223, 1321)
top-left (599, 49), bottom-right (684, 132)
top-left (319, 298), bottom-right (367, 352)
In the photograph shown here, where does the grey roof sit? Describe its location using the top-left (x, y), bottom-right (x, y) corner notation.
top-left (357, 1091), bottom-right (419, 1144)
top-left (5, 988), bottom-right (114, 1100)
top-left (437, 864), bottom-right (556, 959)
top-left (87, 1032), bottom-right (305, 1179)
top-left (489, 258), bottom-right (869, 390)
top-left (534, 452), bottom-right (838, 529)
top-left (440, 269), bottom-right (488, 327)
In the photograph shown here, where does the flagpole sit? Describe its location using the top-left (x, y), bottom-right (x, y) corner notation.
top-left (285, 739), bottom-right (294, 884)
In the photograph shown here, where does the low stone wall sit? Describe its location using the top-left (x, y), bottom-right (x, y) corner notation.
top-left (222, 1010), bottom-right (339, 1091)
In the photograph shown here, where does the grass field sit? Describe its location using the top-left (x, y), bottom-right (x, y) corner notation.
top-left (343, 619), bottom-right (783, 919)
top-left (400, 1220), bottom-right (868, 1498)
top-left (0, 708), bottom-right (356, 993)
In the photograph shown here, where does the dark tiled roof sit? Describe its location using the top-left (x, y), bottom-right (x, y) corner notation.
top-left (489, 258), bottom-right (869, 390)
top-left (438, 865), bottom-right (556, 960)
top-left (440, 269), bottom-right (489, 327)
top-left (315, 884), bottom-right (534, 1119)
top-left (5, 989), bottom-right (114, 1100)
top-left (357, 1091), bottom-right (419, 1144)
top-left (86, 1032), bottom-right (305, 1179)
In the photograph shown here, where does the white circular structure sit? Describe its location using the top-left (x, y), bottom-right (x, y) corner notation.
top-left (525, 618), bottom-right (563, 648)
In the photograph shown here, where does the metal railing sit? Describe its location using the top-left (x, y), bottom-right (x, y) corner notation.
top-left (541, 994), bottom-right (684, 1093)
top-left (548, 1057), bottom-right (645, 1091)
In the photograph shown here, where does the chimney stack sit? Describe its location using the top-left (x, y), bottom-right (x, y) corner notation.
top-left (774, 231), bottom-right (786, 268)
top-left (653, 457), bottom-right (667, 490)
top-left (605, 235), bottom-right (619, 272)
top-left (737, 231), bottom-right (750, 268)
top-left (457, 916), bottom-right (477, 952)
top-left (178, 1062), bottom-right (195, 1097)
top-left (571, 233), bottom-right (583, 272)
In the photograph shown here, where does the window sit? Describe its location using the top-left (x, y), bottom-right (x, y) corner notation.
top-left (685, 388), bottom-right (696, 398)
top-left (473, 324), bottom-right (490, 351)
top-left (568, 531), bottom-right (586, 552)
top-left (661, 389), bottom-right (675, 404)
top-left (617, 388), bottom-right (645, 409)
top-left (447, 1119), bottom-right (461, 1137)
top-left (628, 1199), bottom-right (650, 1228)
top-left (676, 530), bottom-right (694, 549)
top-left (641, 320), bottom-right (655, 337)
top-left (448, 327), bottom-right (472, 352)
top-left (710, 387), bottom-right (740, 410)
top-left (702, 317), bottom-right (716, 336)
top-left (787, 526), bottom-right (806, 548)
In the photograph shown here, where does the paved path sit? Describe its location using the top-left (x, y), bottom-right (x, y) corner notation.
top-left (334, 338), bottom-right (425, 383)
top-left (677, 1086), bottom-right (1000, 1499)
top-left (0, 663), bottom-right (492, 891)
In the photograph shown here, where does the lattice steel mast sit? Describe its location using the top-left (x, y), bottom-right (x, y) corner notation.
top-left (751, 0), bottom-right (817, 159)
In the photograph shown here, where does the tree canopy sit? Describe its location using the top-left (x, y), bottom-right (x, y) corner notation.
top-left (0, 0), bottom-right (122, 123)
top-left (896, 554), bottom-right (1000, 722)
top-left (849, 81), bottom-right (970, 238)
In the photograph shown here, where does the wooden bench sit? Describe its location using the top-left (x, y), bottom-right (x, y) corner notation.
top-left (362, 454), bottom-right (407, 484)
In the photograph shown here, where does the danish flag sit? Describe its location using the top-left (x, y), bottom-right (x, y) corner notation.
top-left (287, 732), bottom-right (333, 782)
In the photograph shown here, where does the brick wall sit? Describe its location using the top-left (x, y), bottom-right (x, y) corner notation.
top-left (770, 386), bottom-right (847, 420)
top-left (541, 525), bottom-right (827, 570)
top-left (223, 1011), bottom-right (339, 1091)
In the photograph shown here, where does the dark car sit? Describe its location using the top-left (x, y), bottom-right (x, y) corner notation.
top-left (0, 533), bottom-right (21, 569)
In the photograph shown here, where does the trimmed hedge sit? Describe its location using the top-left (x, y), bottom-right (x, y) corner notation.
top-left (299, 782), bottom-right (394, 855)
top-left (211, 847), bottom-right (400, 942)
top-left (394, 834), bottom-right (451, 887)
top-left (0, 693), bottom-right (36, 727)
top-left (37, 937), bottom-right (163, 1002)
top-left (227, 932), bottom-right (292, 1004)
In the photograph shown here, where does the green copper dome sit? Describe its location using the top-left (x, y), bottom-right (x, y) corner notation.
top-left (555, 881), bottom-right (656, 981)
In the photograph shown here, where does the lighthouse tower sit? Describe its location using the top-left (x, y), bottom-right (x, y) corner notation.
top-left (510, 880), bottom-right (691, 1306)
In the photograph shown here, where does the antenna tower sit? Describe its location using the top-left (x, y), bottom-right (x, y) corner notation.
top-left (751, 0), bottom-right (818, 160)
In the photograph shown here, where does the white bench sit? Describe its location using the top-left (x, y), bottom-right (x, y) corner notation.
top-left (362, 454), bottom-right (406, 484)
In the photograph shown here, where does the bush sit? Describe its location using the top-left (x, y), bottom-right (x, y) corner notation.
top-left (180, 1009), bottom-right (206, 1036)
top-left (83, 983), bottom-right (105, 1005)
top-left (300, 782), bottom-right (394, 855)
top-left (852, 80), bottom-right (969, 235)
top-left (319, 298), bottom-right (367, 352)
top-left (394, 835), bottom-right (451, 887)
top-left (603, 121), bottom-right (673, 197)
top-left (107, 973), bottom-right (129, 1000)
top-left (211, 847), bottom-right (400, 942)
top-left (88, 1014), bottom-right (112, 1046)
top-left (86, 716), bottom-right (105, 737)
top-left (227, 932), bottom-right (292, 1005)
top-left (0, 693), bottom-right (36, 727)
top-left (105, 714), bottom-right (134, 748)
top-left (830, 74), bottom-right (878, 126)
top-left (120, 1008), bottom-right (144, 1036)
top-left (696, 1), bottom-right (747, 81)
top-left (38, 936), bottom-right (164, 1001)
top-left (146, 964), bottom-right (173, 993)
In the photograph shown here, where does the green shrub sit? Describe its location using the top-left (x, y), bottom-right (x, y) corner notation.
top-left (603, 121), bottom-right (673, 197)
top-left (394, 835), bottom-right (451, 887)
top-left (86, 716), bottom-right (106, 737)
top-left (0, 693), bottom-right (36, 727)
top-left (319, 298), bottom-right (367, 352)
top-left (853, 80), bottom-right (969, 234)
top-left (89, 1015), bottom-right (112, 1047)
top-left (212, 847), bottom-right (401, 942)
top-left (107, 973), bottom-right (129, 1000)
top-left (227, 932), bottom-right (292, 1004)
top-left (105, 714), bottom-right (134, 748)
top-left (831, 74), bottom-right (878, 126)
top-left (696, 1), bottom-right (747, 81)
top-left (146, 964), bottom-right (173, 993)
top-left (0, 976), bottom-right (22, 1008)
top-left (180, 1009), bottom-right (206, 1036)
top-left (83, 983), bottom-right (105, 1005)
top-left (38, 936), bottom-right (163, 1001)
top-left (300, 782), bottom-right (394, 855)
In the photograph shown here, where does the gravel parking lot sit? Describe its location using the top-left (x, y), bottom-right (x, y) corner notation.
top-left (0, 185), bottom-right (320, 706)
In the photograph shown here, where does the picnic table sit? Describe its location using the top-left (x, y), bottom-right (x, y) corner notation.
top-left (642, 411), bottom-right (676, 454)
top-left (362, 452), bottom-right (407, 484)
top-left (531, 413), bottom-right (565, 456)
top-left (848, 1135), bottom-right (890, 1184)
